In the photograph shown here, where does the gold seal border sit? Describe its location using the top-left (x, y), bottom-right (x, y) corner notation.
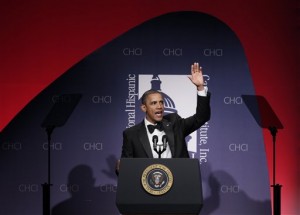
top-left (141, 164), bottom-right (173, 196)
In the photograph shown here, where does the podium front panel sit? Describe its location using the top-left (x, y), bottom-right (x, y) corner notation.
top-left (116, 158), bottom-right (203, 214)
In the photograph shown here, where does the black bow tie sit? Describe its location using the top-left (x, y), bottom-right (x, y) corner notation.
top-left (147, 123), bottom-right (163, 134)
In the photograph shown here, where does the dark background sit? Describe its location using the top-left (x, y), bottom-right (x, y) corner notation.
top-left (0, 1), bottom-right (299, 214)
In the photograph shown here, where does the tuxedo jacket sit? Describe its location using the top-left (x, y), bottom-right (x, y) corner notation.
top-left (121, 93), bottom-right (211, 158)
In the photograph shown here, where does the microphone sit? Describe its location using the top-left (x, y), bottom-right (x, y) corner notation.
top-left (152, 135), bottom-right (168, 158)
top-left (152, 135), bottom-right (159, 155)
top-left (162, 135), bottom-right (168, 149)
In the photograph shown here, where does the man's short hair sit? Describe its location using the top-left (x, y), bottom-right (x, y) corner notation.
top-left (141, 90), bottom-right (162, 105)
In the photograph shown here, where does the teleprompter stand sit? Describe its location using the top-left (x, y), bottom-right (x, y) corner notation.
top-left (41, 94), bottom-right (81, 215)
top-left (242, 95), bottom-right (283, 215)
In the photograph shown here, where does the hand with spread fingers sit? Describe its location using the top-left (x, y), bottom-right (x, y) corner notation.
top-left (188, 62), bottom-right (205, 91)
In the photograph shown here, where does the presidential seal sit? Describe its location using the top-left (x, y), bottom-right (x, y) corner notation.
top-left (141, 164), bottom-right (173, 195)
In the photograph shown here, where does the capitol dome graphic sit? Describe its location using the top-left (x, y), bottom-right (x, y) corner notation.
top-left (150, 75), bottom-right (177, 114)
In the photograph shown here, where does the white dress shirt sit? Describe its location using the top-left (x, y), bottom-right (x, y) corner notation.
top-left (144, 87), bottom-right (208, 158)
top-left (144, 118), bottom-right (172, 158)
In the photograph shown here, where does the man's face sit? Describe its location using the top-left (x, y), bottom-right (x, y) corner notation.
top-left (141, 93), bottom-right (164, 124)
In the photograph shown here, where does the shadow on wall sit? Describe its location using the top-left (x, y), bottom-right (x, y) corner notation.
top-left (51, 164), bottom-right (118, 215)
top-left (202, 169), bottom-right (271, 215)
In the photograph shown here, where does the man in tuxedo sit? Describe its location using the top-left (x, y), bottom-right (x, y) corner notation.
top-left (120, 62), bottom-right (211, 159)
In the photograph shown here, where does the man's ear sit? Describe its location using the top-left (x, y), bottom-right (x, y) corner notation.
top-left (140, 104), bottom-right (146, 113)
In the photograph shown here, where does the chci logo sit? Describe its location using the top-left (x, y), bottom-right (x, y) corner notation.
top-left (141, 164), bottom-right (173, 195)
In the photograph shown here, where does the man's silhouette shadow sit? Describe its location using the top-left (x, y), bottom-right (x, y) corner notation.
top-left (201, 170), bottom-right (271, 215)
top-left (52, 164), bottom-right (118, 215)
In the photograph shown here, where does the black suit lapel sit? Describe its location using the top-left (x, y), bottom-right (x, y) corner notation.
top-left (162, 120), bottom-right (175, 157)
top-left (138, 122), bottom-right (153, 158)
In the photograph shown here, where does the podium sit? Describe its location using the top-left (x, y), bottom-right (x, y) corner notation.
top-left (116, 158), bottom-right (203, 214)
